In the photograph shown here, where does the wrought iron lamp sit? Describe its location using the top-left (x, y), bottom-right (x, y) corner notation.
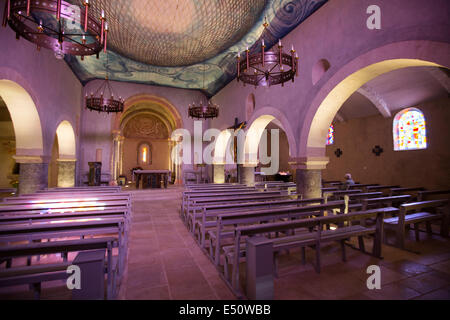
top-left (188, 64), bottom-right (219, 120)
top-left (188, 100), bottom-right (219, 120)
top-left (85, 52), bottom-right (124, 113)
top-left (236, 17), bottom-right (298, 87)
top-left (3, 0), bottom-right (107, 60)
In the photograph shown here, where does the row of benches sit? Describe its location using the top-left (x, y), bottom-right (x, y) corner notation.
top-left (0, 185), bottom-right (130, 299)
top-left (181, 182), bottom-right (450, 299)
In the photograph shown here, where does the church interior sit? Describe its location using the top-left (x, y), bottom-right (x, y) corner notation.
top-left (0, 0), bottom-right (449, 301)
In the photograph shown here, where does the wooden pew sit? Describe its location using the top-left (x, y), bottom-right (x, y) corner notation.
top-left (183, 190), bottom-right (284, 220)
top-left (348, 184), bottom-right (379, 191)
top-left (209, 201), bottom-right (346, 266)
top-left (322, 189), bottom-right (362, 201)
top-left (0, 217), bottom-right (126, 272)
top-left (185, 192), bottom-right (296, 225)
top-left (228, 207), bottom-right (396, 295)
top-left (3, 193), bottom-right (131, 205)
top-left (181, 187), bottom-right (257, 215)
top-left (42, 186), bottom-right (122, 192)
top-left (322, 180), bottom-right (342, 187)
top-left (194, 197), bottom-right (324, 247)
top-left (0, 199), bottom-right (131, 217)
top-left (0, 237), bottom-right (118, 299)
top-left (361, 195), bottom-right (411, 211)
top-left (417, 189), bottom-right (450, 201)
top-left (366, 185), bottom-right (400, 195)
top-left (385, 199), bottom-right (449, 250)
top-left (389, 187), bottom-right (426, 199)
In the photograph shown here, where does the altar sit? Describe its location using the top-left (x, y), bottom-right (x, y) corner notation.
top-left (134, 170), bottom-right (171, 189)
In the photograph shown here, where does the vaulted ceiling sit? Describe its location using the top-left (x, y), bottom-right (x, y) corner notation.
top-left (336, 66), bottom-right (450, 122)
top-left (64, 0), bottom-right (327, 96)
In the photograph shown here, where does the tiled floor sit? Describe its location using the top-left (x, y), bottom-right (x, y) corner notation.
top-left (118, 187), bottom-right (235, 300)
top-left (119, 187), bottom-right (450, 300)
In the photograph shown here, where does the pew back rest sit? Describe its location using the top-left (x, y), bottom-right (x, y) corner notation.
top-left (218, 201), bottom-right (346, 227)
top-left (236, 207), bottom-right (398, 237)
top-left (362, 195), bottom-right (411, 210)
top-left (417, 190), bottom-right (450, 201)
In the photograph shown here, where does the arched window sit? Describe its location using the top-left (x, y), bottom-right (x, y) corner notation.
top-left (326, 124), bottom-right (334, 145)
top-left (138, 142), bottom-right (151, 165)
top-left (393, 108), bottom-right (427, 151)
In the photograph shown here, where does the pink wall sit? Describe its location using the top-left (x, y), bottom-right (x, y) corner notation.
top-left (211, 0), bottom-right (450, 160)
top-left (80, 80), bottom-right (206, 181)
top-left (324, 97), bottom-right (450, 190)
top-left (0, 16), bottom-right (82, 174)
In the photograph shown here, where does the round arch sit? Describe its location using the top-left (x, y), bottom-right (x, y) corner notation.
top-left (113, 94), bottom-right (183, 133)
top-left (0, 79), bottom-right (43, 156)
top-left (55, 120), bottom-right (76, 159)
top-left (246, 106), bottom-right (298, 160)
top-left (300, 40), bottom-right (450, 160)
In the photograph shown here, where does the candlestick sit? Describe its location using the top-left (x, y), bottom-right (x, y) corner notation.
top-left (100, 10), bottom-right (105, 44)
top-left (246, 47), bottom-right (249, 70)
top-left (26, 0), bottom-right (30, 16)
top-left (56, 0), bottom-right (61, 21)
top-left (84, 0), bottom-right (89, 32)
top-left (104, 22), bottom-right (108, 52)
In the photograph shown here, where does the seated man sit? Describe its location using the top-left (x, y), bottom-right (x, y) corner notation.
top-left (343, 173), bottom-right (355, 190)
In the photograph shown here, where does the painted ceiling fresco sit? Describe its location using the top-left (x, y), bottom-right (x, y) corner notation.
top-left (65, 0), bottom-right (327, 96)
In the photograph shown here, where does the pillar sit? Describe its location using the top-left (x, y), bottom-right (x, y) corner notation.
top-left (213, 164), bottom-right (225, 183)
top-left (238, 164), bottom-right (256, 186)
top-left (57, 159), bottom-right (76, 187)
top-left (13, 156), bottom-right (49, 195)
top-left (111, 131), bottom-right (124, 181)
top-left (290, 157), bottom-right (329, 199)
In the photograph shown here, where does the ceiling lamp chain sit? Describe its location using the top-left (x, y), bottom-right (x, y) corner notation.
top-left (85, 51), bottom-right (124, 113)
top-left (2, 0), bottom-right (107, 60)
top-left (188, 63), bottom-right (219, 120)
top-left (236, 17), bottom-right (299, 87)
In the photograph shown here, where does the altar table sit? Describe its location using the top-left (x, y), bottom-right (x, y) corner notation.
top-left (134, 170), bottom-right (171, 189)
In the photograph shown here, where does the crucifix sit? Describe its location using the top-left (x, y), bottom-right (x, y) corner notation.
top-left (227, 117), bottom-right (247, 163)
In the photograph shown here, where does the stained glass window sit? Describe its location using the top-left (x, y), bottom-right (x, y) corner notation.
top-left (326, 124), bottom-right (334, 145)
top-left (393, 108), bottom-right (427, 151)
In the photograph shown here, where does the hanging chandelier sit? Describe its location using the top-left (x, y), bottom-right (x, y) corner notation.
top-left (236, 18), bottom-right (298, 87)
top-left (188, 64), bottom-right (219, 120)
top-left (86, 52), bottom-right (124, 113)
top-left (188, 100), bottom-right (219, 120)
top-left (2, 0), bottom-right (107, 60)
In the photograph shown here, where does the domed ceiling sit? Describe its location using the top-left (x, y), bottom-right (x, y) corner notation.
top-left (65, 0), bottom-right (327, 96)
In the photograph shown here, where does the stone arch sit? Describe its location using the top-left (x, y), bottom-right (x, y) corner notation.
top-left (0, 79), bottom-right (43, 156)
top-left (55, 120), bottom-right (76, 160)
top-left (0, 77), bottom-right (45, 194)
top-left (111, 94), bottom-right (183, 184)
top-left (113, 94), bottom-right (183, 133)
top-left (300, 40), bottom-right (450, 161)
top-left (246, 106), bottom-right (297, 159)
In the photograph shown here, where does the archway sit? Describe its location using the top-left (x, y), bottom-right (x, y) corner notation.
top-left (241, 107), bottom-right (296, 185)
top-left (297, 40), bottom-right (450, 197)
top-left (0, 80), bottom-right (44, 194)
top-left (49, 120), bottom-right (77, 188)
top-left (112, 94), bottom-right (183, 186)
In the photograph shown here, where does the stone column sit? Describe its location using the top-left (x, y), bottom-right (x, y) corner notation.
top-left (13, 155), bottom-right (49, 195)
top-left (57, 159), bottom-right (76, 187)
top-left (238, 164), bottom-right (256, 186)
top-left (213, 164), bottom-right (225, 183)
top-left (290, 157), bottom-right (329, 199)
top-left (111, 131), bottom-right (124, 181)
